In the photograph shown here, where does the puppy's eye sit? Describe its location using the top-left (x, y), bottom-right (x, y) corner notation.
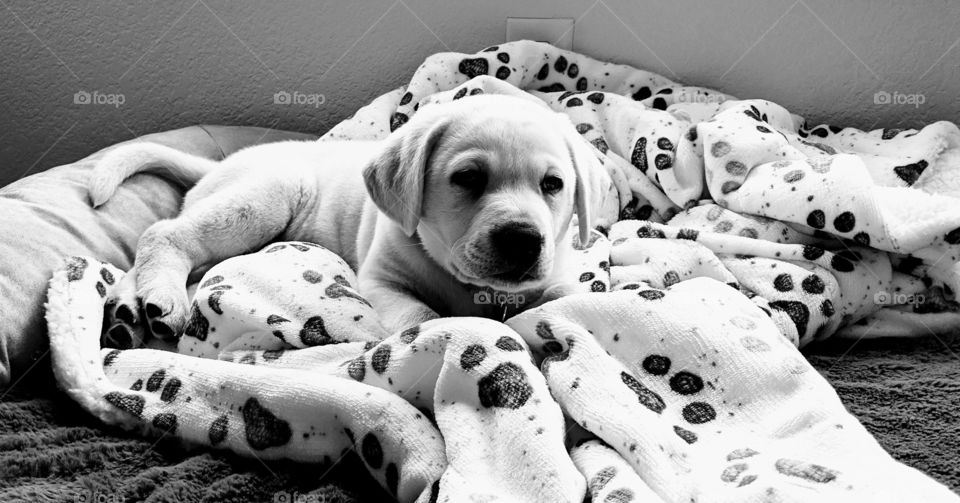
top-left (450, 169), bottom-right (486, 193)
top-left (540, 175), bottom-right (564, 194)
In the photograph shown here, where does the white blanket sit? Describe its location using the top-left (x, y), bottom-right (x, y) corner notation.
top-left (47, 41), bottom-right (960, 502)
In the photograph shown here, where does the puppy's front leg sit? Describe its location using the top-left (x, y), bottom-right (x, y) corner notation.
top-left (362, 279), bottom-right (439, 333)
top-left (133, 174), bottom-right (300, 339)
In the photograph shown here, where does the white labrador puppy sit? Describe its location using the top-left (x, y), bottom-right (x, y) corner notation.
top-left (89, 94), bottom-right (602, 340)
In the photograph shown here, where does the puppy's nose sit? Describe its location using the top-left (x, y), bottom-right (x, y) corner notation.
top-left (492, 222), bottom-right (543, 273)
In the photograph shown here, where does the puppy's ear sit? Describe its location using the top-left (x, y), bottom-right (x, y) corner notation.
top-left (564, 130), bottom-right (604, 246)
top-left (363, 117), bottom-right (450, 236)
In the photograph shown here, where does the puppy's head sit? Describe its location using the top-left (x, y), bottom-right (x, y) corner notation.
top-left (363, 94), bottom-right (600, 292)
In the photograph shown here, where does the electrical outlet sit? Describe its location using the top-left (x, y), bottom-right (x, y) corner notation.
top-left (506, 18), bottom-right (574, 50)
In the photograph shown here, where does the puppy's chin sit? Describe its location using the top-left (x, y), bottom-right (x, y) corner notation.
top-left (449, 260), bottom-right (549, 293)
top-left (483, 277), bottom-right (546, 294)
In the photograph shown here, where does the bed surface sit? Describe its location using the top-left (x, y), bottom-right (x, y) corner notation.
top-left (2, 333), bottom-right (957, 502)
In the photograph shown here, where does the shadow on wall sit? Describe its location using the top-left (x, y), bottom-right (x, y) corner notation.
top-left (1, 0), bottom-right (958, 186)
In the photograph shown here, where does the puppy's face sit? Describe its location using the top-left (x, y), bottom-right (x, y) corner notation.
top-left (419, 115), bottom-right (575, 291)
top-left (364, 95), bottom-right (596, 293)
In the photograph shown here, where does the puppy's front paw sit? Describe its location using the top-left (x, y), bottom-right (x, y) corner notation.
top-left (103, 269), bottom-right (143, 328)
top-left (101, 321), bottom-right (147, 349)
top-left (137, 279), bottom-right (191, 341)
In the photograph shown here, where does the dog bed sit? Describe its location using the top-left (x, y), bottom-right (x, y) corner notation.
top-left (30, 41), bottom-right (960, 501)
top-left (0, 125), bottom-right (315, 385)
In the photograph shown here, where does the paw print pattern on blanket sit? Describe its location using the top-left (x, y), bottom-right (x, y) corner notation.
top-left (48, 255), bottom-right (584, 502)
top-left (560, 227), bottom-right (613, 295)
top-left (607, 219), bottom-right (888, 346)
top-left (179, 242), bottom-right (387, 358)
top-left (97, 347), bottom-right (445, 500)
top-left (505, 279), bottom-right (958, 502)
top-left (697, 101), bottom-right (960, 263)
top-left (50, 261), bottom-right (446, 502)
top-left (670, 204), bottom-right (820, 245)
top-left (571, 440), bottom-right (666, 503)
top-left (224, 319), bottom-right (585, 503)
top-left (610, 234), bottom-right (740, 290)
top-left (797, 117), bottom-right (960, 190)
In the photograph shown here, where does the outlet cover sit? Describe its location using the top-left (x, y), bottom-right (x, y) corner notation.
top-left (506, 18), bottom-right (573, 50)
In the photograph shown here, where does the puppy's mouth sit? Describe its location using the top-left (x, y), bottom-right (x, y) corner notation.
top-left (445, 232), bottom-right (553, 292)
top-left (449, 257), bottom-right (546, 293)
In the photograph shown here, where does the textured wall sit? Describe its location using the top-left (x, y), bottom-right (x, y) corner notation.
top-left (2, 0), bottom-right (958, 187)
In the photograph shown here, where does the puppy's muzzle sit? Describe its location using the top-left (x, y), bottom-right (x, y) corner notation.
top-left (490, 222), bottom-right (543, 281)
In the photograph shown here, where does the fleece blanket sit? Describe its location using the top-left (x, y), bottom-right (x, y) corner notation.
top-left (46, 41), bottom-right (960, 502)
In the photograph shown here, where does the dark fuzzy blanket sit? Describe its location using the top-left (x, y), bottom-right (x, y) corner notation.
top-left (2, 334), bottom-right (958, 502)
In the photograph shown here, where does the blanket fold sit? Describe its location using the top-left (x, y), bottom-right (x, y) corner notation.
top-left (47, 40), bottom-right (960, 502)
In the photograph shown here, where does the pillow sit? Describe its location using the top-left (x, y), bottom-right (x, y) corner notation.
top-left (0, 125), bottom-right (317, 386)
